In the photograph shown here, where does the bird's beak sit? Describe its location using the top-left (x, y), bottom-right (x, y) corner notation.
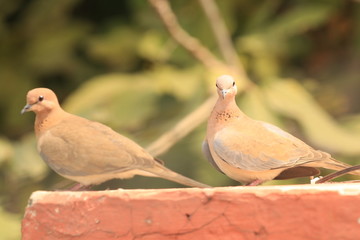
top-left (21, 104), bottom-right (32, 114)
top-left (221, 89), bottom-right (230, 99)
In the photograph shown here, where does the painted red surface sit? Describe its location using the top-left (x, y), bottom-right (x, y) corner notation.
top-left (22, 184), bottom-right (360, 240)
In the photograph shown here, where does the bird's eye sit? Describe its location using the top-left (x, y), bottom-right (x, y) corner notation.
top-left (38, 96), bottom-right (44, 102)
top-left (216, 83), bottom-right (219, 88)
top-left (232, 81), bottom-right (235, 87)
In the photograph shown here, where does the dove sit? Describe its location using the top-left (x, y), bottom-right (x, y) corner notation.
top-left (21, 88), bottom-right (210, 189)
top-left (203, 75), bottom-right (359, 185)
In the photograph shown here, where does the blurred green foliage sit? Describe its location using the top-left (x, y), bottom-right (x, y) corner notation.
top-left (1, 0), bottom-right (360, 239)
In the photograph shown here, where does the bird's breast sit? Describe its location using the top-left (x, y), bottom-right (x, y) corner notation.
top-left (214, 110), bottom-right (239, 122)
top-left (207, 110), bottom-right (240, 138)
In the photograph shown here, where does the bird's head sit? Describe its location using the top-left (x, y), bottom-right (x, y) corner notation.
top-left (215, 75), bottom-right (237, 100)
top-left (21, 88), bottom-right (60, 115)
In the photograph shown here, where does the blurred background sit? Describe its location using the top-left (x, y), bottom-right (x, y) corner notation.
top-left (1, 0), bottom-right (360, 238)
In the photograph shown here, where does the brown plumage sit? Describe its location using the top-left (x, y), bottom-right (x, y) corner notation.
top-left (203, 75), bottom-right (359, 185)
top-left (22, 88), bottom-right (210, 188)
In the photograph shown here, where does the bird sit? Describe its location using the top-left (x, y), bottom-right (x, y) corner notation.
top-left (21, 88), bottom-right (210, 189)
top-left (203, 75), bottom-right (360, 186)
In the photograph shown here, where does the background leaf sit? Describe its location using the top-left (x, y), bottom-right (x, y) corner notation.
top-left (264, 79), bottom-right (360, 155)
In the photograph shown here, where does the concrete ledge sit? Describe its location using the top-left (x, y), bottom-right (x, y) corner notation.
top-left (22, 184), bottom-right (360, 240)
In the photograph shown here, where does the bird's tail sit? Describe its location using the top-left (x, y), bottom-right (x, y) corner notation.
top-left (322, 158), bottom-right (360, 176)
top-left (145, 161), bottom-right (210, 188)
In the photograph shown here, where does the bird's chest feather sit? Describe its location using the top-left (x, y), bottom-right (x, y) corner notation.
top-left (35, 118), bottom-right (50, 137)
top-left (214, 110), bottom-right (239, 122)
top-left (209, 110), bottom-right (238, 131)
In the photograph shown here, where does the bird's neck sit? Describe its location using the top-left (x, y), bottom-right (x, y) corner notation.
top-left (34, 109), bottom-right (68, 138)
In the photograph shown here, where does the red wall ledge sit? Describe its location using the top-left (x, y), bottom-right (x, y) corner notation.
top-left (22, 184), bottom-right (360, 240)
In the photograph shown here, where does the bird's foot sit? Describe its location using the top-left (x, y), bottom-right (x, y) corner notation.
top-left (67, 183), bottom-right (93, 191)
top-left (245, 179), bottom-right (264, 186)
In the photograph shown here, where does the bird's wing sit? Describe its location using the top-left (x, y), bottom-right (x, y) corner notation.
top-left (202, 140), bottom-right (224, 173)
top-left (213, 122), bottom-right (324, 171)
top-left (39, 116), bottom-right (155, 177)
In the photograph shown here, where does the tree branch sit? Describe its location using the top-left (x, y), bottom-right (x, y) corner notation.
top-left (315, 165), bottom-right (360, 184)
top-left (148, 0), bottom-right (226, 70)
top-left (146, 93), bottom-right (217, 157)
top-left (198, 0), bottom-right (246, 79)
